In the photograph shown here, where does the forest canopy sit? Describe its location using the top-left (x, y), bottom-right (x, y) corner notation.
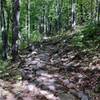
top-left (0, 0), bottom-right (100, 60)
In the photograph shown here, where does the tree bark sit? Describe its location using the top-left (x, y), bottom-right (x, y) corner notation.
top-left (79, 0), bottom-right (84, 24)
top-left (12, 0), bottom-right (20, 61)
top-left (26, 0), bottom-right (30, 44)
top-left (55, 0), bottom-right (62, 32)
top-left (71, 0), bottom-right (76, 30)
top-left (0, 0), bottom-right (8, 60)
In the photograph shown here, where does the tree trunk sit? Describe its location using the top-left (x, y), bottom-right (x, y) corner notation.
top-left (95, 0), bottom-right (100, 24)
top-left (12, 0), bottom-right (20, 61)
top-left (55, 0), bottom-right (62, 32)
top-left (0, 0), bottom-right (8, 60)
top-left (71, 0), bottom-right (76, 30)
top-left (26, 0), bottom-right (30, 44)
top-left (79, 0), bottom-right (84, 24)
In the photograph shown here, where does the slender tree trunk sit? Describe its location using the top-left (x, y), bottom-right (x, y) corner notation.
top-left (12, 0), bottom-right (20, 61)
top-left (26, 0), bottom-right (30, 44)
top-left (97, 0), bottom-right (100, 24)
top-left (71, 0), bottom-right (76, 30)
top-left (43, 5), bottom-right (46, 35)
top-left (0, 0), bottom-right (8, 60)
top-left (45, 5), bottom-right (49, 35)
top-left (79, 0), bottom-right (84, 24)
top-left (7, 10), bottom-right (10, 33)
top-left (90, 0), bottom-right (93, 22)
top-left (55, 0), bottom-right (62, 32)
top-left (0, 0), bottom-right (1, 31)
top-left (95, 0), bottom-right (100, 24)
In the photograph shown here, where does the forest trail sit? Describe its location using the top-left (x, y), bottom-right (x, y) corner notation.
top-left (0, 0), bottom-right (100, 99)
top-left (0, 38), bottom-right (100, 100)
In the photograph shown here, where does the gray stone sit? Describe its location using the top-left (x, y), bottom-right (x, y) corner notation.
top-left (59, 93), bottom-right (76, 100)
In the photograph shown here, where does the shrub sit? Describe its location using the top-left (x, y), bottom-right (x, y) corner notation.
top-left (72, 23), bottom-right (100, 49)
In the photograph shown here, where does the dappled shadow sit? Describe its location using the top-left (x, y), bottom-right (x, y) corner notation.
top-left (0, 38), bottom-right (100, 100)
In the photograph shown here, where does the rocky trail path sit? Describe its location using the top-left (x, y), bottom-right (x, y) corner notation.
top-left (0, 38), bottom-right (100, 100)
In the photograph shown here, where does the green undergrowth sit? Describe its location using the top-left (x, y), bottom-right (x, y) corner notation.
top-left (0, 60), bottom-right (21, 80)
top-left (0, 60), bottom-right (9, 75)
top-left (71, 23), bottom-right (100, 52)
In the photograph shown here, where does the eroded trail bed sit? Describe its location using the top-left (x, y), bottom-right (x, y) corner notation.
top-left (0, 38), bottom-right (100, 100)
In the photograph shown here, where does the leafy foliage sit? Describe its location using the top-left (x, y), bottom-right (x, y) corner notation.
top-left (72, 23), bottom-right (100, 50)
top-left (0, 60), bottom-right (8, 74)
